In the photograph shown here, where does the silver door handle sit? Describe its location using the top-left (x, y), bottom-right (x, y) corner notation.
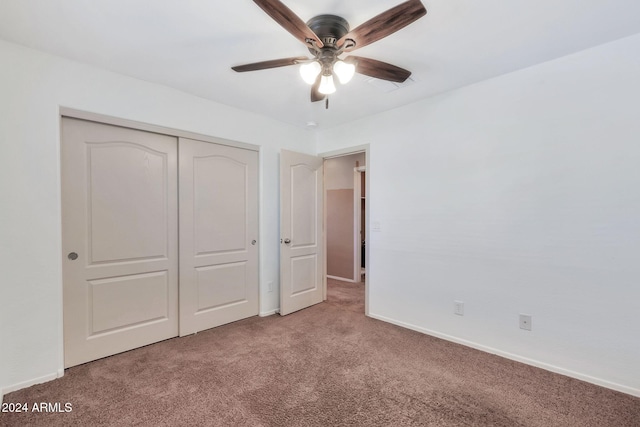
top-left (283, 238), bottom-right (291, 244)
top-left (251, 240), bottom-right (257, 245)
top-left (68, 252), bottom-right (78, 260)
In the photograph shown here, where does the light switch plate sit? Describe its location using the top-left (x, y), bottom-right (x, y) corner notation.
top-left (454, 301), bottom-right (464, 316)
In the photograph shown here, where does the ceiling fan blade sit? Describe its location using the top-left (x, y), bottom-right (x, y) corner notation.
top-left (253, 0), bottom-right (323, 48)
top-left (310, 75), bottom-right (324, 102)
top-left (232, 56), bottom-right (309, 72)
top-left (346, 56), bottom-right (411, 83)
top-left (338, 0), bottom-right (426, 52)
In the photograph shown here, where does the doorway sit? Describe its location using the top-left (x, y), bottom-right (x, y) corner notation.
top-left (323, 150), bottom-right (368, 314)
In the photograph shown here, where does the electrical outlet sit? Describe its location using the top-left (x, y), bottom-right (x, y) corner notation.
top-left (519, 314), bottom-right (532, 331)
top-left (267, 281), bottom-right (273, 292)
top-left (454, 301), bottom-right (464, 316)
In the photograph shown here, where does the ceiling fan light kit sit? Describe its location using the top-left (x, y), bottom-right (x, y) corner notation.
top-left (233, 0), bottom-right (427, 105)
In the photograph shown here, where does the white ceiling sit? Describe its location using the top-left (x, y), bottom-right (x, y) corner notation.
top-left (1, 1), bottom-right (639, 130)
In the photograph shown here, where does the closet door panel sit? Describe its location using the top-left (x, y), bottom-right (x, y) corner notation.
top-left (179, 138), bottom-right (259, 335)
top-left (62, 118), bottom-right (179, 368)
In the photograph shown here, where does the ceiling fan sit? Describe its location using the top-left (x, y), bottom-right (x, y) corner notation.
top-left (232, 0), bottom-right (427, 106)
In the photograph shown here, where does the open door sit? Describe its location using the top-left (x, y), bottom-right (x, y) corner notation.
top-left (280, 149), bottom-right (324, 315)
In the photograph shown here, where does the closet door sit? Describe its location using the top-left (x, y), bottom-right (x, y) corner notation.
top-left (62, 118), bottom-right (179, 368)
top-left (179, 138), bottom-right (259, 335)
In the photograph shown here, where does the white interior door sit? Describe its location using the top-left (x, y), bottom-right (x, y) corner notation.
top-left (280, 149), bottom-right (324, 315)
top-left (62, 118), bottom-right (179, 368)
top-left (179, 138), bottom-right (259, 335)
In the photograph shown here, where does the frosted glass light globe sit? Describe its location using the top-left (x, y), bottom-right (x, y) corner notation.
top-left (299, 61), bottom-right (321, 85)
top-left (333, 60), bottom-right (356, 84)
top-left (318, 75), bottom-right (336, 95)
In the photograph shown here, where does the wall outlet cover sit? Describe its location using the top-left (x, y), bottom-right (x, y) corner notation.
top-left (519, 314), bottom-right (532, 331)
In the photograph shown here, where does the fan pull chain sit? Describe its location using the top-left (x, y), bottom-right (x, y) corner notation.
top-left (325, 97), bottom-right (329, 110)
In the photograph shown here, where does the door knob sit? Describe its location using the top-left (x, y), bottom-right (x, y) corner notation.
top-left (283, 238), bottom-right (291, 244)
top-left (251, 240), bottom-right (257, 245)
top-left (68, 252), bottom-right (78, 261)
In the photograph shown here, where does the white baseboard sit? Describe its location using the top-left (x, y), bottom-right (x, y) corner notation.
top-left (6, 314), bottom-right (636, 400)
top-left (1, 372), bottom-right (60, 399)
top-left (327, 275), bottom-right (357, 283)
top-left (368, 312), bottom-right (640, 398)
top-left (259, 309), bottom-right (278, 317)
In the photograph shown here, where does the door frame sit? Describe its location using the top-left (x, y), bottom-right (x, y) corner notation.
top-left (319, 145), bottom-right (370, 316)
top-left (354, 165), bottom-right (366, 283)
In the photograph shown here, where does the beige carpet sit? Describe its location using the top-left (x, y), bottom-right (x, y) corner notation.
top-left (1, 278), bottom-right (639, 426)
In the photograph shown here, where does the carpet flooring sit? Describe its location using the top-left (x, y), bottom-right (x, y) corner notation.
top-left (1, 279), bottom-right (639, 426)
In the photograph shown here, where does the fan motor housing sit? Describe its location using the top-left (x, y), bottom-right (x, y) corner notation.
top-left (306, 14), bottom-right (350, 49)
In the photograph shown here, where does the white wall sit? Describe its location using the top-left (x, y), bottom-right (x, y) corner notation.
top-left (0, 40), bottom-right (314, 395)
top-left (316, 34), bottom-right (640, 396)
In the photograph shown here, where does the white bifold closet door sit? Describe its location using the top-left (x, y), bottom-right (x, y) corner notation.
top-left (62, 118), bottom-right (179, 368)
top-left (62, 119), bottom-right (259, 368)
top-left (178, 138), bottom-right (259, 335)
